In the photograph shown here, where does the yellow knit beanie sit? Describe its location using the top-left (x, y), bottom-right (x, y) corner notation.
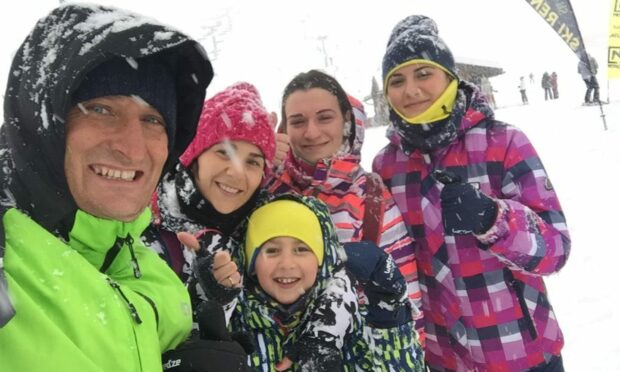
top-left (245, 200), bottom-right (324, 273)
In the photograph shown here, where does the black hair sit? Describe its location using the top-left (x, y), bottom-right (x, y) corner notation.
top-left (279, 70), bottom-right (353, 136)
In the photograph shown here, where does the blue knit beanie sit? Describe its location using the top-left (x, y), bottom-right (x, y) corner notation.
top-left (382, 15), bottom-right (457, 83)
top-left (71, 55), bottom-right (177, 147)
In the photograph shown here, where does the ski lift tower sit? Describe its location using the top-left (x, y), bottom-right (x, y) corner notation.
top-left (317, 35), bottom-right (330, 69)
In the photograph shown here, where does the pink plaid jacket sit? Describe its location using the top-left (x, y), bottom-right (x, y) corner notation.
top-left (373, 83), bottom-right (570, 371)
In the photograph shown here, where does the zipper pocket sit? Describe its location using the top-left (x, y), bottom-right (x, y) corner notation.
top-left (505, 270), bottom-right (537, 340)
top-left (107, 278), bottom-right (142, 324)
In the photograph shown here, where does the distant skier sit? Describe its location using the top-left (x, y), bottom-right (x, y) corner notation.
top-left (541, 72), bottom-right (552, 101)
top-left (578, 53), bottom-right (600, 105)
top-left (550, 72), bottom-right (559, 99)
top-left (519, 76), bottom-right (528, 104)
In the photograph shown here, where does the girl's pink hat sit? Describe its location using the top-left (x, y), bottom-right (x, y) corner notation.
top-left (179, 82), bottom-right (275, 168)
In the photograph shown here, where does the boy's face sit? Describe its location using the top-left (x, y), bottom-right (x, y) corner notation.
top-left (254, 236), bottom-right (319, 305)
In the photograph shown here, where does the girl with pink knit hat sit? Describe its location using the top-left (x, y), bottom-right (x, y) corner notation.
top-left (142, 82), bottom-right (277, 369)
top-left (145, 82), bottom-right (276, 282)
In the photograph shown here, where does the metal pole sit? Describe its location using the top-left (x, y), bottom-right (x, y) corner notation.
top-left (597, 101), bottom-right (608, 130)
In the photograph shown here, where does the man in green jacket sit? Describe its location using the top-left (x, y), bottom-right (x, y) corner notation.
top-left (0, 4), bottom-right (217, 371)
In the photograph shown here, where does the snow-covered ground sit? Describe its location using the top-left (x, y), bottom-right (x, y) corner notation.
top-left (361, 97), bottom-right (620, 372)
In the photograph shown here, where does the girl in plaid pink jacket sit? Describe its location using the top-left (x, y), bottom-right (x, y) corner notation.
top-left (373, 15), bottom-right (570, 371)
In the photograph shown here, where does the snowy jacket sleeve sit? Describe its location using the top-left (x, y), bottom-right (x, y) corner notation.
top-left (295, 267), bottom-right (358, 351)
top-left (475, 127), bottom-right (570, 276)
top-left (375, 185), bottom-right (425, 344)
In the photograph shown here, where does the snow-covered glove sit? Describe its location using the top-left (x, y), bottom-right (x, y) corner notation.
top-left (193, 234), bottom-right (241, 305)
top-left (283, 336), bottom-right (342, 372)
top-left (343, 241), bottom-right (410, 328)
top-left (162, 301), bottom-right (252, 372)
top-left (434, 170), bottom-right (498, 235)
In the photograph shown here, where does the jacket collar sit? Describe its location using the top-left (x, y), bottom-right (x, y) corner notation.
top-left (68, 208), bottom-right (151, 268)
top-left (155, 164), bottom-right (260, 236)
top-left (386, 80), bottom-right (494, 154)
top-left (277, 103), bottom-right (368, 189)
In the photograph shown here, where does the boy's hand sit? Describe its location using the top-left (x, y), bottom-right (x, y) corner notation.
top-left (275, 357), bottom-right (292, 371)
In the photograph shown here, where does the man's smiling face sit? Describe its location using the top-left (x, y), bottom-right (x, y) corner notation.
top-left (64, 95), bottom-right (168, 221)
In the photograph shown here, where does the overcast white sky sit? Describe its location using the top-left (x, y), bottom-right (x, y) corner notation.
top-left (0, 0), bottom-right (613, 113)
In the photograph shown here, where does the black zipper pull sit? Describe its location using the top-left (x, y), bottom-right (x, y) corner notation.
top-left (107, 278), bottom-right (142, 324)
top-left (125, 235), bottom-right (142, 279)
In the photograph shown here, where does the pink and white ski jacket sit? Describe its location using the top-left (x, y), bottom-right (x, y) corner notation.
top-left (373, 81), bottom-right (570, 371)
top-left (268, 101), bottom-right (425, 343)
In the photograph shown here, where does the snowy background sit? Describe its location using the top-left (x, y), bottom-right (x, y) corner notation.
top-left (0, 0), bottom-right (615, 111)
top-left (1, 0), bottom-right (620, 370)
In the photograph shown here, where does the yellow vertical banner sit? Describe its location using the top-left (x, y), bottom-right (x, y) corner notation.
top-left (610, 0), bottom-right (620, 79)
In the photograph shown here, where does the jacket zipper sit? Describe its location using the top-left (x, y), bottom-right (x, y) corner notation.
top-left (506, 270), bottom-right (538, 340)
top-left (100, 235), bottom-right (142, 279)
top-left (125, 235), bottom-right (142, 278)
top-left (107, 277), bottom-right (143, 324)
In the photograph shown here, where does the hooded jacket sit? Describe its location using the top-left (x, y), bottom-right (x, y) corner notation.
top-left (373, 81), bottom-right (570, 371)
top-left (0, 4), bottom-right (213, 371)
top-left (229, 194), bottom-right (423, 371)
top-left (267, 98), bottom-right (425, 342)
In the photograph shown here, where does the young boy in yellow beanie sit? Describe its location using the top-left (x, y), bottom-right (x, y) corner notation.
top-left (204, 193), bottom-right (424, 371)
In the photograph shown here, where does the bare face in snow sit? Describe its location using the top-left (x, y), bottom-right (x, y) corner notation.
top-left (65, 95), bottom-right (168, 222)
top-left (194, 140), bottom-right (265, 214)
top-left (254, 237), bottom-right (318, 305)
top-left (284, 88), bottom-right (346, 165)
top-left (386, 63), bottom-right (451, 118)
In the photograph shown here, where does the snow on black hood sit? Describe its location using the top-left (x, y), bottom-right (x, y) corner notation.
top-left (0, 3), bottom-right (213, 236)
